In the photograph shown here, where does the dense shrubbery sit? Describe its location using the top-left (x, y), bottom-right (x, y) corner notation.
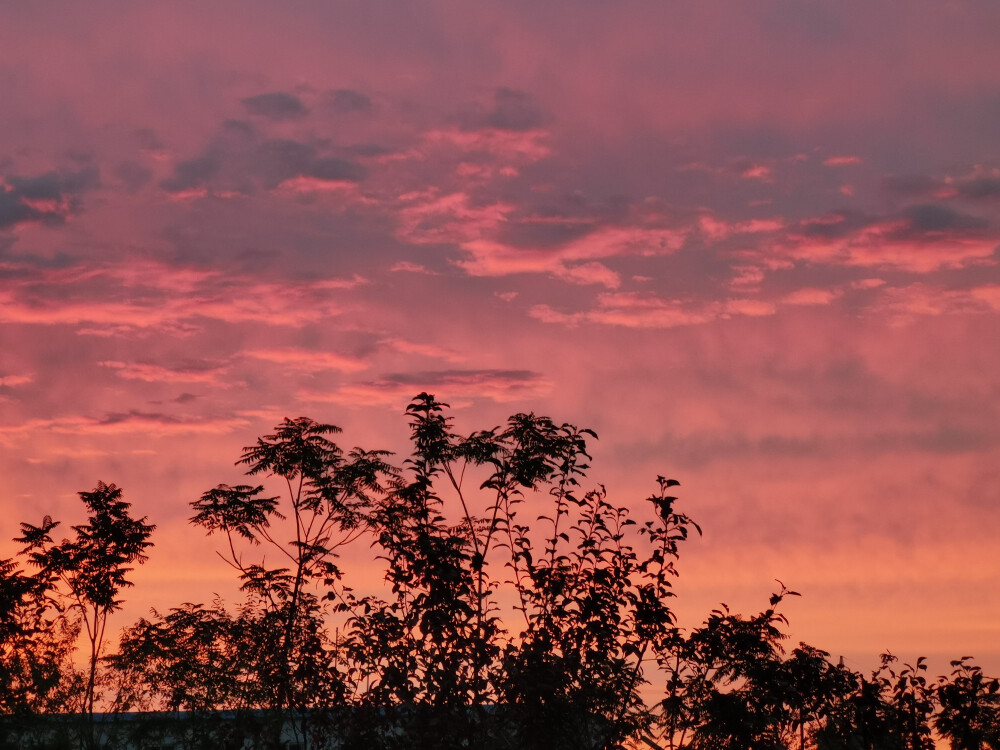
top-left (3, 394), bottom-right (999, 749)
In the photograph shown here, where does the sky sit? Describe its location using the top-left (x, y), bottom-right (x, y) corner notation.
top-left (2, 1), bottom-right (1000, 677)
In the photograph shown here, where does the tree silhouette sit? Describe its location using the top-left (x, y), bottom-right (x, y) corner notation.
top-left (935, 657), bottom-right (1000, 750)
top-left (5, 396), bottom-right (1000, 750)
top-left (184, 417), bottom-right (394, 745)
top-left (16, 483), bottom-right (154, 721)
top-left (0, 552), bottom-right (82, 718)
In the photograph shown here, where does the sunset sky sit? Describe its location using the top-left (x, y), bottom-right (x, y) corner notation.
top-left (2, 1), bottom-right (999, 677)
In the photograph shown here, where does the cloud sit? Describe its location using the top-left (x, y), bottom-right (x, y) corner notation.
top-left (728, 265), bottom-right (767, 291)
top-left (422, 127), bottom-right (551, 163)
top-left (326, 89), bottom-right (373, 114)
top-left (481, 88), bottom-right (544, 132)
top-left (113, 160), bottom-right (153, 192)
top-left (99, 360), bottom-right (229, 384)
top-left (876, 282), bottom-right (1000, 321)
top-left (739, 163), bottom-right (773, 181)
top-left (379, 338), bottom-right (465, 363)
top-left (0, 374), bottom-right (33, 387)
top-left (255, 139), bottom-right (367, 188)
top-left (698, 215), bottom-right (784, 241)
top-left (780, 204), bottom-right (998, 272)
top-left (455, 225), bottom-right (686, 286)
top-left (782, 287), bottom-right (842, 306)
top-left (0, 412), bottom-right (250, 442)
top-left (101, 261), bottom-right (222, 294)
top-left (241, 92), bottom-right (309, 120)
top-left (823, 155), bottom-right (862, 167)
top-left (881, 174), bottom-right (946, 199)
top-left (553, 261), bottom-right (621, 288)
top-left (531, 291), bottom-right (776, 329)
top-left (389, 260), bottom-right (435, 274)
top-left (0, 167), bottom-right (99, 230)
top-left (957, 176), bottom-right (1000, 200)
top-left (159, 126), bottom-right (366, 196)
top-left (301, 369), bottom-right (551, 407)
top-left (901, 203), bottom-right (988, 233)
top-left (134, 128), bottom-right (166, 153)
top-left (159, 154), bottom-right (222, 193)
top-left (395, 190), bottom-right (514, 245)
top-left (243, 348), bottom-right (368, 373)
top-left (883, 171), bottom-right (1000, 202)
top-left (0, 266), bottom-right (353, 332)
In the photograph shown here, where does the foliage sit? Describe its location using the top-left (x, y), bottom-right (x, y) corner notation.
top-left (934, 657), bottom-right (1000, 750)
top-left (3, 395), bottom-right (1000, 750)
top-left (0, 554), bottom-right (82, 716)
top-left (16, 482), bottom-right (155, 718)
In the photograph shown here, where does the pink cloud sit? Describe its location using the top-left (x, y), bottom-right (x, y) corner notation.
top-left (422, 127), bottom-right (551, 163)
top-left (244, 348), bottom-right (368, 373)
top-left (0, 271), bottom-right (355, 332)
top-left (0, 374), bottom-right (33, 387)
top-left (379, 338), bottom-right (466, 363)
top-left (455, 225), bottom-right (686, 286)
top-left (782, 287), bottom-right (842, 306)
top-left (24, 446), bottom-right (111, 462)
top-left (103, 262), bottom-right (222, 294)
top-left (553, 261), bottom-right (621, 288)
top-left (454, 162), bottom-right (519, 181)
top-left (873, 283), bottom-right (1000, 323)
top-left (165, 187), bottom-right (209, 202)
top-left (300, 369), bottom-right (552, 408)
top-left (555, 225), bottom-right (687, 258)
top-left (725, 298), bottom-right (776, 317)
top-left (699, 215), bottom-right (784, 241)
top-left (781, 219), bottom-right (999, 272)
top-left (531, 291), bottom-right (777, 329)
top-left (275, 176), bottom-right (365, 194)
top-left (99, 360), bottom-right (229, 384)
top-left (389, 261), bottom-right (435, 274)
top-left (823, 155), bottom-right (863, 167)
top-left (0, 413), bottom-right (250, 443)
top-left (729, 265), bottom-right (766, 290)
top-left (852, 278), bottom-right (886, 290)
top-left (395, 190), bottom-right (514, 245)
top-left (968, 284), bottom-right (1000, 307)
top-left (740, 163), bottom-right (773, 181)
top-left (311, 275), bottom-right (369, 290)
